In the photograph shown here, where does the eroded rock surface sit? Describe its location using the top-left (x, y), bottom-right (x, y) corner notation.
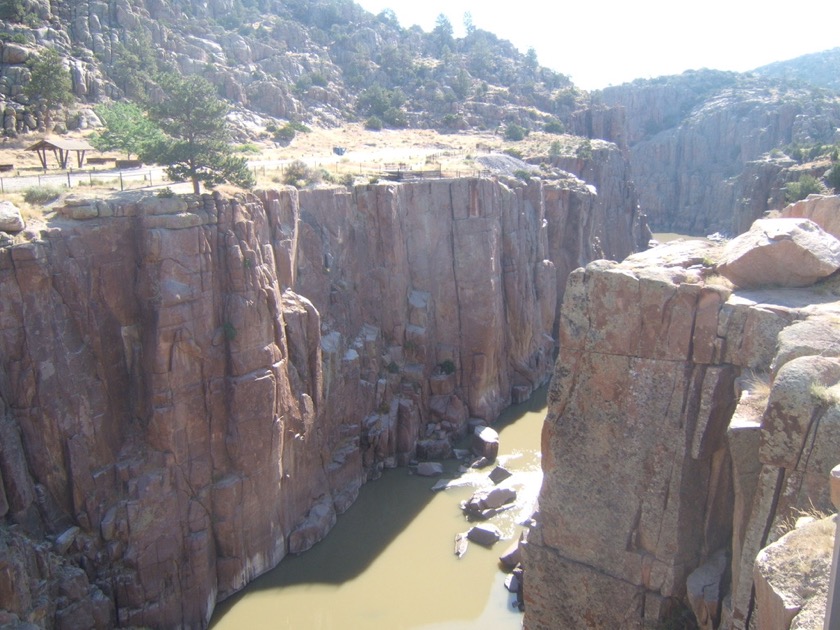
top-left (526, 201), bottom-right (840, 629)
top-left (0, 176), bottom-right (647, 627)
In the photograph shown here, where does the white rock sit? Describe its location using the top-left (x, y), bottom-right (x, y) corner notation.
top-left (0, 201), bottom-right (24, 233)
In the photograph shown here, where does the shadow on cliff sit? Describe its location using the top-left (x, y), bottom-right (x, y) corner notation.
top-left (209, 387), bottom-right (548, 626)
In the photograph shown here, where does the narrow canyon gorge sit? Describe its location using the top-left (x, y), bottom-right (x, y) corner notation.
top-left (0, 172), bottom-right (647, 627)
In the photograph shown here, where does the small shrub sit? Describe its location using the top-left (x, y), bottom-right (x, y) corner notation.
top-left (576, 139), bottom-right (593, 160)
top-left (827, 163), bottom-right (840, 191)
top-left (223, 321), bottom-right (237, 341)
top-left (273, 125), bottom-right (296, 145)
top-left (339, 173), bottom-right (355, 188)
top-left (23, 185), bottom-right (62, 205)
top-left (438, 359), bottom-right (456, 375)
top-left (513, 169), bottom-right (532, 181)
top-left (503, 147), bottom-right (523, 159)
top-left (288, 121), bottom-right (311, 133)
top-left (235, 143), bottom-right (261, 154)
top-left (282, 160), bottom-right (321, 188)
top-left (504, 123), bottom-right (527, 141)
top-left (156, 187), bottom-right (175, 198)
top-left (785, 175), bottom-right (824, 202)
top-left (387, 361), bottom-right (399, 374)
top-left (365, 116), bottom-right (383, 131)
top-left (549, 140), bottom-right (563, 157)
top-left (543, 120), bottom-right (565, 134)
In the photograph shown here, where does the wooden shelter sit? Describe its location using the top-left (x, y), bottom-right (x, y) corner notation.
top-left (26, 137), bottom-right (94, 169)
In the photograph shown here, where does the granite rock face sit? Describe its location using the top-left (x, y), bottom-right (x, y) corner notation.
top-left (596, 73), bottom-right (840, 236)
top-left (525, 199), bottom-right (840, 629)
top-left (0, 176), bottom-right (646, 627)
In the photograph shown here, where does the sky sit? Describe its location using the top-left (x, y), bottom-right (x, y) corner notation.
top-left (354, 0), bottom-right (840, 90)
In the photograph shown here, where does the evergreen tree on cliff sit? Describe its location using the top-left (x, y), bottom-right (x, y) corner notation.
top-left (141, 73), bottom-right (255, 194)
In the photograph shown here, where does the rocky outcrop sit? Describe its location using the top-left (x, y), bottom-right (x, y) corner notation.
top-left (525, 206), bottom-right (840, 629)
top-left (594, 72), bottom-right (840, 236)
top-left (0, 175), bottom-right (646, 627)
top-left (752, 515), bottom-right (835, 630)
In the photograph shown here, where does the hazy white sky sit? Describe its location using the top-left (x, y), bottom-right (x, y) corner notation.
top-left (354, 0), bottom-right (840, 90)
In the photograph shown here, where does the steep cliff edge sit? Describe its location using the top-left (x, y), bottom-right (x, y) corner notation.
top-left (593, 72), bottom-right (840, 236)
top-left (0, 174), bottom-right (647, 627)
top-left (526, 195), bottom-right (840, 629)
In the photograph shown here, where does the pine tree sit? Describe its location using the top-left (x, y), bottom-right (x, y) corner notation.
top-left (141, 73), bottom-right (254, 194)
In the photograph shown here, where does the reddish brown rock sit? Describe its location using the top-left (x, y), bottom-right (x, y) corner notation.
top-left (526, 226), bottom-right (840, 630)
top-left (0, 175), bottom-right (644, 627)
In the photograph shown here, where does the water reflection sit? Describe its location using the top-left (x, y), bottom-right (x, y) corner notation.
top-left (210, 388), bottom-right (546, 630)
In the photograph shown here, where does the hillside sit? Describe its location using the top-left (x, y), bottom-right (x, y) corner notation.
top-left (0, 0), bottom-right (582, 137)
top-left (753, 47), bottom-right (840, 92)
top-left (2, 0), bottom-right (840, 235)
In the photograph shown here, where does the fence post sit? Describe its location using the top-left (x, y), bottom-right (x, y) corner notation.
top-left (67, 172), bottom-right (71, 188)
top-left (120, 171), bottom-right (124, 191)
top-left (825, 464), bottom-right (840, 629)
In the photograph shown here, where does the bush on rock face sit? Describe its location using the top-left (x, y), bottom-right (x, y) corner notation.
top-left (786, 175), bottom-right (824, 202)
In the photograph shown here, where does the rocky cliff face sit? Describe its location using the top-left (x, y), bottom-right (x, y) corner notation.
top-left (594, 73), bottom-right (840, 236)
top-left (525, 195), bottom-right (840, 629)
top-left (0, 174), bottom-right (648, 627)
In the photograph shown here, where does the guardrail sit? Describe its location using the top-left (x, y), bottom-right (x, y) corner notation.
top-left (0, 167), bottom-right (168, 194)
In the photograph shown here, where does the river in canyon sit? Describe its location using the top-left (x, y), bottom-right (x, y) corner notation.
top-left (209, 388), bottom-right (547, 630)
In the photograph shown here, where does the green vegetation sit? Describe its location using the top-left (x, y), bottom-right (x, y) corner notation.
top-left (281, 159), bottom-right (322, 188)
top-left (90, 102), bottom-right (163, 159)
top-left (364, 116), bottom-right (383, 131)
top-left (503, 123), bottom-right (527, 141)
top-left (827, 163), bottom-right (840, 191)
top-left (438, 359), bottom-right (456, 375)
top-left (140, 73), bottom-right (255, 194)
top-left (549, 140), bottom-right (563, 158)
top-left (785, 175), bottom-right (824, 202)
top-left (23, 185), bottom-right (63, 205)
top-left (107, 31), bottom-right (158, 99)
top-left (357, 85), bottom-right (407, 129)
top-left (0, 0), bottom-right (41, 25)
top-left (543, 120), bottom-right (565, 134)
top-left (24, 48), bottom-right (73, 115)
top-left (576, 139), bottom-right (593, 160)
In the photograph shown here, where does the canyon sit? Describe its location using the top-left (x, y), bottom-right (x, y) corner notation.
top-left (0, 169), bottom-right (647, 627)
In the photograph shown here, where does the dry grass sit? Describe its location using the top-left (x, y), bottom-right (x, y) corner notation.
top-left (736, 370), bottom-right (772, 413)
top-left (0, 123), bottom-right (571, 240)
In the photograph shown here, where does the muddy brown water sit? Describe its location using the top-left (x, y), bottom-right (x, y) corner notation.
top-left (209, 388), bottom-right (547, 630)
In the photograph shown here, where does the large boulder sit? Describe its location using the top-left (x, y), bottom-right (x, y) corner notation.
top-left (717, 218), bottom-right (840, 288)
top-left (471, 426), bottom-right (499, 461)
top-left (0, 201), bottom-right (24, 233)
top-left (753, 515), bottom-right (835, 630)
top-left (466, 524), bottom-right (502, 547)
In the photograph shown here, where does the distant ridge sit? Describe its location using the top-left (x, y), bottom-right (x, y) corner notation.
top-left (752, 47), bottom-right (840, 91)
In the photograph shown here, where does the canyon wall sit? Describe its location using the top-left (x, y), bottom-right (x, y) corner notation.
top-left (525, 195), bottom-right (840, 629)
top-left (0, 175), bottom-right (648, 628)
top-left (591, 74), bottom-right (840, 236)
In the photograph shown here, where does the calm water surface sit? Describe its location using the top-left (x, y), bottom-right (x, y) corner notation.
top-left (210, 388), bottom-right (547, 630)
